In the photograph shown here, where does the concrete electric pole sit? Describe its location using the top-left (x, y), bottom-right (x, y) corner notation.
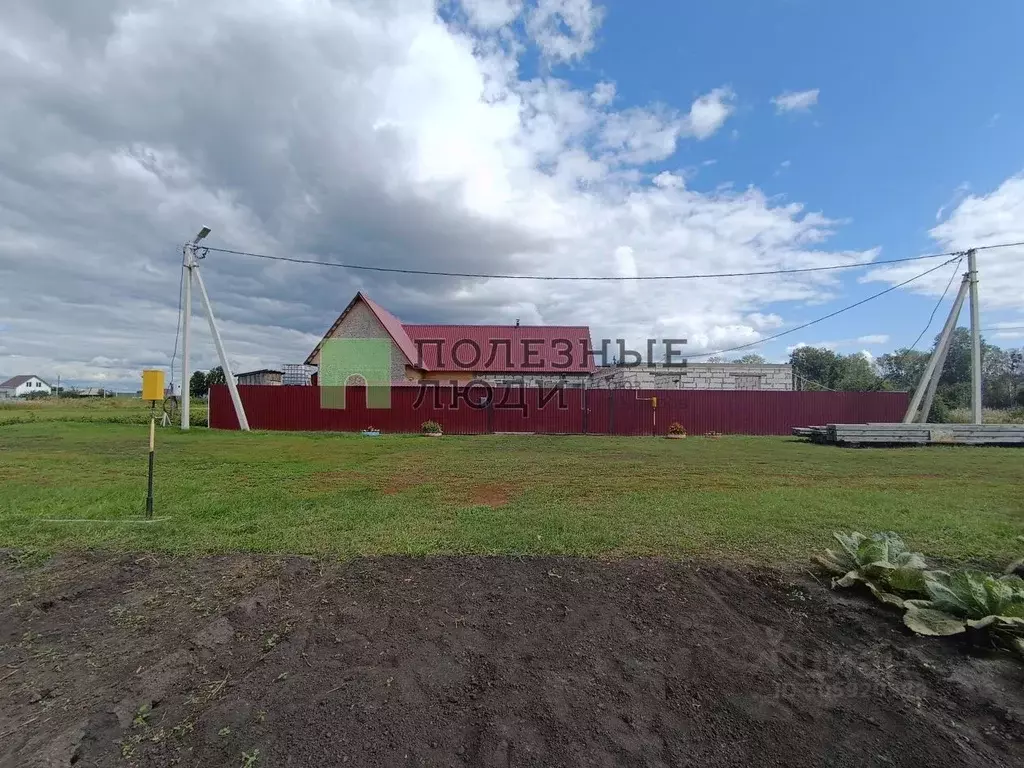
top-left (904, 250), bottom-right (984, 425)
top-left (179, 227), bottom-right (250, 432)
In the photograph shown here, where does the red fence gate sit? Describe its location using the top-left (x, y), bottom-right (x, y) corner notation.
top-left (209, 385), bottom-right (908, 436)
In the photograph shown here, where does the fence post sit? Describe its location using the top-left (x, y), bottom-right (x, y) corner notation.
top-left (487, 390), bottom-right (494, 434)
top-left (609, 390), bottom-right (615, 435)
top-left (582, 388), bottom-right (589, 434)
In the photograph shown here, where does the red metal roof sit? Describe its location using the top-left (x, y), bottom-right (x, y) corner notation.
top-left (403, 324), bottom-right (595, 373)
top-left (357, 293), bottom-right (422, 367)
top-left (306, 293), bottom-right (594, 373)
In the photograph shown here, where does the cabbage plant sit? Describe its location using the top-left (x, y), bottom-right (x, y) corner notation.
top-left (813, 531), bottom-right (929, 608)
top-left (903, 570), bottom-right (1024, 657)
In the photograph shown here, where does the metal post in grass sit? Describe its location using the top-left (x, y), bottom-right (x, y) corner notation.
top-left (142, 370), bottom-right (164, 519)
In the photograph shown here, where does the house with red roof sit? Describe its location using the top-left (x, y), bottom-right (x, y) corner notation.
top-left (305, 292), bottom-right (595, 387)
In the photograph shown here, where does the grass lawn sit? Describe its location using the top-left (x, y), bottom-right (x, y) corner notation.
top-left (1, 414), bottom-right (1022, 564)
top-left (0, 396), bottom-right (207, 426)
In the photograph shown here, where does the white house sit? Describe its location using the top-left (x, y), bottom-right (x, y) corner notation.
top-left (0, 375), bottom-right (52, 398)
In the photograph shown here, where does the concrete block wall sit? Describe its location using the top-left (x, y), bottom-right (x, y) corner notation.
top-left (478, 373), bottom-right (591, 389)
top-left (590, 364), bottom-right (793, 391)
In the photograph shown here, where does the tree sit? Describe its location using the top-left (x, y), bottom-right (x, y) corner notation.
top-left (837, 352), bottom-right (878, 390)
top-left (205, 366), bottom-right (226, 389)
top-left (735, 353), bottom-right (767, 364)
top-left (789, 346), bottom-right (881, 391)
top-left (789, 347), bottom-right (843, 390)
top-left (190, 370), bottom-right (209, 399)
top-left (875, 348), bottom-right (930, 391)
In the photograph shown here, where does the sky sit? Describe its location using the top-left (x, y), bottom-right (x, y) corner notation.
top-left (2, 0), bottom-right (1024, 388)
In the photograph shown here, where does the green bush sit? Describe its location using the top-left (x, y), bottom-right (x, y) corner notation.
top-left (927, 398), bottom-right (949, 423)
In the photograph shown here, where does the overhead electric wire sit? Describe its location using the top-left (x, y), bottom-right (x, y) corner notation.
top-left (185, 238), bottom-right (1021, 367)
top-left (201, 244), bottom-right (971, 282)
top-left (682, 256), bottom-right (962, 360)
top-left (169, 262), bottom-right (185, 388)
top-left (974, 240), bottom-right (1024, 252)
top-left (909, 256), bottom-right (964, 350)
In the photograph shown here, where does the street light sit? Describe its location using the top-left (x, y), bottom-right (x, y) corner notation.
top-left (193, 226), bottom-right (211, 243)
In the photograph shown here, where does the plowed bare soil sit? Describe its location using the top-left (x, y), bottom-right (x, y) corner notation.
top-left (1, 552), bottom-right (1022, 768)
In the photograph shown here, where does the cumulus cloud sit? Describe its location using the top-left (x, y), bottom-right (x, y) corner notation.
top-left (1, 0), bottom-right (885, 387)
top-left (460, 0), bottom-right (524, 29)
top-left (525, 0), bottom-right (604, 62)
top-left (865, 174), bottom-right (1024, 312)
top-left (591, 81), bottom-right (616, 106)
top-left (683, 87), bottom-right (736, 139)
top-left (772, 89), bottom-right (820, 113)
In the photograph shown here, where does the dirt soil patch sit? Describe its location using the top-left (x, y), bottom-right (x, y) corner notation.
top-left (1, 552), bottom-right (1022, 768)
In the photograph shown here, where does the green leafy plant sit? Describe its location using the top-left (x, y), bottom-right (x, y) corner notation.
top-left (902, 570), bottom-right (1024, 656)
top-left (421, 420), bottom-right (442, 434)
top-left (812, 531), bottom-right (929, 607)
top-left (667, 422), bottom-right (686, 435)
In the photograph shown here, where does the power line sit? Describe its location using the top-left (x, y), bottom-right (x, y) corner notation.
top-left (169, 263), bottom-right (185, 388)
top-left (201, 244), bottom-right (970, 282)
top-left (909, 257), bottom-right (963, 350)
top-left (683, 256), bottom-right (962, 360)
top-left (974, 240), bottom-right (1024, 252)
top-left (794, 373), bottom-right (840, 392)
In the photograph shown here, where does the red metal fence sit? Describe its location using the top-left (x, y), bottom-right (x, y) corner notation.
top-left (210, 385), bottom-right (908, 436)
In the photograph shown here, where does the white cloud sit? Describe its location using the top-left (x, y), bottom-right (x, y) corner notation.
top-left (746, 313), bottom-right (784, 330)
top-left (866, 174), bottom-right (1024, 311)
top-left (683, 87), bottom-right (736, 139)
top-left (591, 81), bottom-right (615, 106)
top-left (651, 171), bottom-right (684, 189)
top-left (460, 0), bottom-right (524, 29)
top-left (771, 89), bottom-right (820, 113)
top-left (526, 0), bottom-right (603, 62)
top-left (857, 334), bottom-right (889, 345)
top-left (0, 0), bottom-right (888, 387)
top-left (935, 182), bottom-right (970, 222)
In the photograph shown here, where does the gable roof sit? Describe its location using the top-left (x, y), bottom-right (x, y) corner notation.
top-left (0, 375), bottom-right (48, 389)
top-left (306, 294), bottom-right (595, 373)
top-left (304, 291), bottom-right (420, 367)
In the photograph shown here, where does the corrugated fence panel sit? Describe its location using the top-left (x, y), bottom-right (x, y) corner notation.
top-left (490, 387), bottom-right (586, 433)
top-left (210, 385), bottom-right (909, 436)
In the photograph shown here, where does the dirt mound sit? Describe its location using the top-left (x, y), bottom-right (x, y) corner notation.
top-left (1, 552), bottom-right (1022, 767)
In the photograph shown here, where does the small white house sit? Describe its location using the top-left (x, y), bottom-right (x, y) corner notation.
top-left (0, 375), bottom-right (52, 398)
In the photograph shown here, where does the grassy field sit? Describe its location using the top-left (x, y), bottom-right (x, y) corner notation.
top-left (0, 396), bottom-right (207, 426)
top-left (1, 411), bottom-right (1022, 564)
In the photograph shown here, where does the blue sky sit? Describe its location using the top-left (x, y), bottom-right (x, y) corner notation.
top-left (2, 0), bottom-right (1024, 387)
top-left (588, 0), bottom-right (1024, 356)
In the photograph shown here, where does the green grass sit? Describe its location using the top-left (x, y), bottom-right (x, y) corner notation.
top-left (1, 419), bottom-right (1022, 564)
top-left (0, 396), bottom-right (208, 426)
